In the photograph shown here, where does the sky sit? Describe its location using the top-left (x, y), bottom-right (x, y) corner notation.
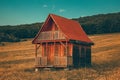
top-left (0, 0), bottom-right (120, 26)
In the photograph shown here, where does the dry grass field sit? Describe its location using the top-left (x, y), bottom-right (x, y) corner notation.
top-left (0, 33), bottom-right (120, 80)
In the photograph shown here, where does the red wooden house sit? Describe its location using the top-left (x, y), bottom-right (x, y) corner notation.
top-left (32, 14), bottom-right (94, 68)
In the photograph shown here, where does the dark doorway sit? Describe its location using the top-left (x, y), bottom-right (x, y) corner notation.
top-left (80, 47), bottom-right (85, 66)
top-left (86, 48), bottom-right (91, 66)
top-left (73, 45), bottom-right (79, 68)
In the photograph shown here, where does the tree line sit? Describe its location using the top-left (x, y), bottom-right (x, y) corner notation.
top-left (73, 12), bottom-right (120, 34)
top-left (0, 12), bottom-right (120, 42)
top-left (0, 23), bottom-right (42, 42)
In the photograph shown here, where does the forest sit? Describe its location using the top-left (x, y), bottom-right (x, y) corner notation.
top-left (0, 12), bottom-right (120, 42)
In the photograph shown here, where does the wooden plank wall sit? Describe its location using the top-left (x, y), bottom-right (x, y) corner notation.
top-left (35, 42), bottom-right (73, 67)
top-left (35, 57), bottom-right (47, 66)
top-left (54, 56), bottom-right (67, 67)
top-left (38, 31), bottom-right (65, 40)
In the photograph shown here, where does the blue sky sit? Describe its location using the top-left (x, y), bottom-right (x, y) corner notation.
top-left (0, 0), bottom-right (120, 25)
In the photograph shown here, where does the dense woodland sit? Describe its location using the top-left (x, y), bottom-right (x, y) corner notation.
top-left (74, 12), bottom-right (120, 34)
top-left (0, 12), bottom-right (120, 42)
top-left (0, 23), bottom-right (42, 42)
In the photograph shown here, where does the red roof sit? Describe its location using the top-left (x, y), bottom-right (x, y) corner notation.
top-left (32, 14), bottom-right (93, 44)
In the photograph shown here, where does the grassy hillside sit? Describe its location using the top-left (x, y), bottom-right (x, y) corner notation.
top-left (0, 33), bottom-right (120, 80)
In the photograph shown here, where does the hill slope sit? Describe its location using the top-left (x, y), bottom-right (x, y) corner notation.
top-left (0, 33), bottom-right (120, 80)
top-left (73, 12), bottom-right (120, 34)
top-left (0, 12), bottom-right (120, 42)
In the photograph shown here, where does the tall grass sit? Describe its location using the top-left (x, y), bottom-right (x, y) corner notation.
top-left (0, 33), bottom-right (120, 80)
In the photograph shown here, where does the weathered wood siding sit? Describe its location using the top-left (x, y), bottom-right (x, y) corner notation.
top-left (38, 31), bottom-right (65, 40)
top-left (35, 57), bottom-right (47, 67)
top-left (35, 42), bottom-right (73, 67)
top-left (67, 56), bottom-right (73, 66)
top-left (54, 56), bottom-right (67, 67)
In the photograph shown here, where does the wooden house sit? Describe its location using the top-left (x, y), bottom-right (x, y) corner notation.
top-left (32, 14), bottom-right (94, 68)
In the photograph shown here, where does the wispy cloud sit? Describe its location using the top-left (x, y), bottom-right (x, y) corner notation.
top-left (43, 4), bottom-right (48, 8)
top-left (59, 9), bottom-right (65, 13)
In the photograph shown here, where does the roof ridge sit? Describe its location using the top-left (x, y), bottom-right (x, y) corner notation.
top-left (49, 14), bottom-right (79, 24)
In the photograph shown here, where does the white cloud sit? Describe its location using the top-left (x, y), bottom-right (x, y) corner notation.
top-left (43, 5), bottom-right (48, 8)
top-left (59, 9), bottom-right (65, 13)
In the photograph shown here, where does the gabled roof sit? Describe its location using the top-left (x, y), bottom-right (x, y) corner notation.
top-left (32, 14), bottom-right (94, 44)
